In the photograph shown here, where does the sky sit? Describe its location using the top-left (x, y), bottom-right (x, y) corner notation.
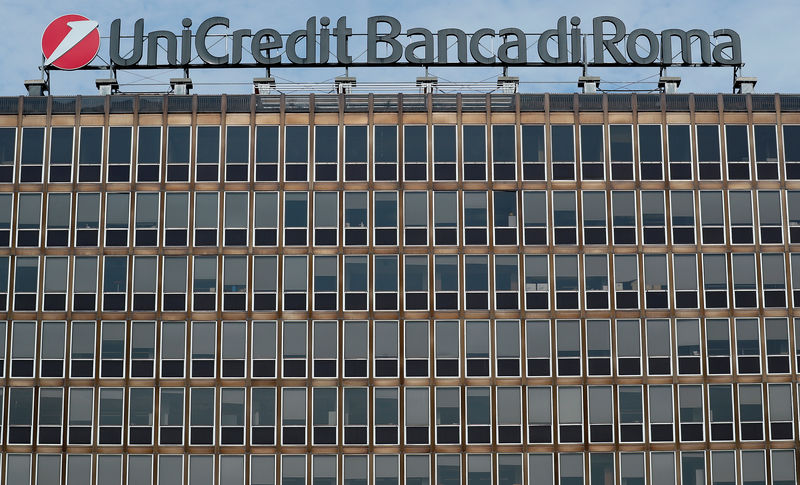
top-left (1, 0), bottom-right (798, 96)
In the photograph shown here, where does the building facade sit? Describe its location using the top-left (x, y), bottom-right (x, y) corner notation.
top-left (0, 92), bottom-right (797, 484)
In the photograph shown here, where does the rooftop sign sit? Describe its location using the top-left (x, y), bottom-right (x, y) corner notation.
top-left (44, 15), bottom-right (744, 71)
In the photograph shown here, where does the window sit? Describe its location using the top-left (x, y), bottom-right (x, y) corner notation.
top-left (282, 387), bottom-right (306, 445)
top-left (404, 125), bottom-right (427, 180)
top-left (196, 126), bottom-right (221, 181)
top-left (159, 388), bottom-right (184, 445)
top-left (37, 387), bottom-right (63, 445)
top-left (673, 255), bottom-right (698, 309)
top-left (281, 455), bottom-right (306, 485)
top-left (16, 192), bottom-right (41, 247)
top-left (38, 454), bottom-right (63, 485)
top-left (519, 190), bottom-right (548, 245)
top-left (100, 321), bottom-right (125, 378)
top-left (465, 320), bottom-right (490, 377)
top-left (222, 255), bottom-right (247, 311)
top-left (344, 191), bottom-right (367, 245)
top-left (192, 256), bottom-right (217, 311)
top-left (526, 320), bottom-right (550, 376)
top-left (433, 125), bottom-right (456, 180)
top-left (373, 255), bottom-right (397, 311)
top-left (582, 191), bottom-right (606, 244)
top-left (21, 127), bottom-right (44, 182)
top-left (191, 321), bottom-right (216, 378)
top-left (529, 454), bottom-right (553, 485)
top-left (527, 386), bottom-right (552, 444)
top-left (221, 321), bottom-right (246, 377)
top-left (762, 253), bottom-right (787, 307)
top-left (406, 455), bottom-right (430, 485)
top-left (580, 124), bottom-right (604, 180)
top-left (220, 388), bottom-right (245, 445)
top-left (0, 127), bottom-right (15, 182)
top-left (345, 125), bottom-right (367, 180)
top-left (225, 125), bottom-right (249, 181)
top-left (255, 125), bottom-right (279, 181)
top-left (706, 318), bottom-right (731, 374)
top-left (554, 254), bottom-right (579, 310)
top-left (610, 124), bottom-right (633, 179)
top-left (159, 455), bottom-right (184, 485)
top-left (496, 320), bottom-right (520, 377)
top-left (493, 191), bottom-right (517, 245)
top-left (107, 126), bottom-right (132, 182)
top-left (766, 318), bottom-right (790, 373)
top-left (725, 124), bottom-right (750, 179)
top-left (464, 191), bottom-right (487, 245)
top-left (6, 454), bottom-right (31, 484)
top-left (676, 318), bottom-right (701, 374)
top-left (284, 191), bottom-right (308, 245)
top-left (670, 190), bottom-right (695, 244)
top-left (343, 388), bottom-right (368, 445)
top-left (252, 321), bottom-right (276, 378)
top-left (678, 385), bottom-right (704, 441)
top-left (558, 386), bottom-right (583, 443)
top-left (466, 387), bottom-right (491, 444)
top-left (282, 320), bottom-right (307, 378)
top-left (437, 454), bottom-right (460, 485)
top-left (314, 191), bottom-right (338, 246)
top-left (46, 192), bottom-right (71, 246)
top-left (69, 321), bottom-right (95, 378)
top-left (463, 125), bottom-right (486, 180)
top-left (313, 255), bottom-right (337, 311)
top-left (251, 387), bottom-right (276, 445)
top-left (758, 190), bottom-right (782, 244)
top-left (312, 387), bottom-right (337, 445)
top-left (254, 192), bottom-right (278, 246)
top-left (586, 319), bottom-right (610, 375)
top-left (164, 192), bottom-right (189, 246)
top-left (313, 320), bottom-right (337, 378)
top-left (711, 451), bottom-right (736, 485)
top-left (639, 124), bottom-right (663, 180)
top-left (43, 256), bottom-right (68, 311)
top-left (285, 125), bottom-right (308, 181)
top-left (732, 254), bottom-right (757, 308)
top-left (0, 193), bottom-right (11, 246)
top-left (78, 126), bottom-right (103, 182)
top-left (132, 256), bottom-right (157, 311)
top-left (668, 124), bottom-right (692, 179)
top-left (435, 387), bottom-right (460, 444)
top-left (699, 190), bottom-right (724, 244)
top-left (552, 191), bottom-right (578, 244)
top-left (14, 257), bottom-right (39, 311)
top-left (708, 384), bottom-right (734, 441)
top-left (374, 321), bottom-right (398, 378)
top-left (556, 319), bottom-right (581, 376)
top-left (404, 191), bottom-right (428, 245)
top-left (374, 125), bottom-right (397, 181)
top-left (612, 254), bottom-right (638, 309)
top-left (701, 254), bottom-right (727, 309)
top-left (497, 387), bottom-right (522, 443)
top-left (404, 255), bottom-right (428, 311)
top-left (40, 320), bottom-right (65, 378)
top-left (137, 126), bottom-right (161, 182)
top-left (162, 256), bottom-right (187, 311)
top-left (494, 255), bottom-right (519, 310)
top-left (642, 191), bottom-right (666, 244)
top-left (194, 192), bottom-right (218, 246)
top-left (551, 125), bottom-right (574, 180)
top-left (190, 387), bottom-right (215, 445)
top-left (283, 256), bottom-right (307, 311)
top-left (166, 125), bottom-right (190, 181)
top-left (771, 450), bottom-right (797, 485)
top-left (128, 387), bottom-right (153, 445)
top-left (404, 320), bottom-right (429, 377)
top-left (375, 387), bottom-right (399, 444)
top-left (433, 191), bottom-right (458, 245)
top-left (584, 255), bottom-right (609, 310)
top-left (130, 321), bottom-right (155, 378)
top-left (649, 385), bottom-right (674, 441)
top-left (588, 386), bottom-right (613, 443)
top-left (224, 192), bottom-right (248, 246)
top-left (493, 124), bottom-right (516, 180)
top-left (104, 192), bottom-right (129, 246)
top-left (729, 190), bottom-right (754, 244)
top-left (49, 126), bottom-right (73, 182)
top-left (435, 320), bottom-right (459, 377)
top-left (644, 254), bottom-right (668, 308)
top-left (611, 191), bottom-right (636, 244)
top-left (651, 453), bottom-right (675, 485)
top-left (738, 383), bottom-right (764, 440)
top-left (344, 320), bottom-right (368, 378)
top-left (524, 255), bottom-right (548, 310)
top-left (374, 191), bottom-right (398, 245)
top-left (98, 388), bottom-right (123, 445)
top-left (768, 383), bottom-right (793, 439)
top-left (133, 192), bottom-right (158, 246)
top-left (646, 319), bottom-right (671, 375)
top-left (11, 321), bottom-right (36, 377)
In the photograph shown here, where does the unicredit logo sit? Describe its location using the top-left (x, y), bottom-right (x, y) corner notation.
top-left (41, 14), bottom-right (100, 70)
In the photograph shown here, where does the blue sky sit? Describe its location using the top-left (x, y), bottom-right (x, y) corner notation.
top-left (2, 0), bottom-right (798, 95)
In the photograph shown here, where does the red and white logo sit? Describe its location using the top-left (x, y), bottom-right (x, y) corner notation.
top-left (41, 14), bottom-right (100, 70)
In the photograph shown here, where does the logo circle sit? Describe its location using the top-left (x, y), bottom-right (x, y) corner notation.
top-left (41, 14), bottom-right (100, 70)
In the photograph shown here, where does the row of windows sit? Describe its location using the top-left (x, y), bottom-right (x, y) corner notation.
top-left (1, 318), bottom-right (798, 380)
top-left (2, 123), bottom-right (799, 183)
top-left (2, 381), bottom-right (799, 446)
top-left (4, 450), bottom-right (794, 485)
top-left (0, 252), bottom-right (799, 312)
top-left (4, 189), bottom-right (799, 249)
